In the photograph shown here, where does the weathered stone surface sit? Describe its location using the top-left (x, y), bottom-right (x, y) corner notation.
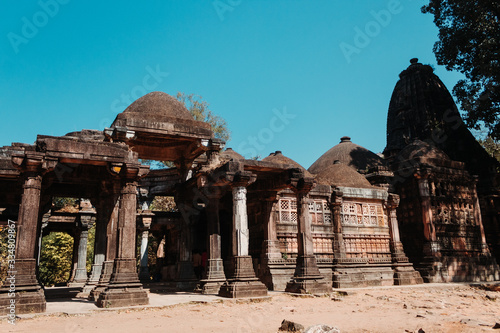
top-left (218, 256), bottom-right (267, 298)
top-left (385, 58), bottom-right (500, 265)
top-left (279, 319), bottom-right (305, 332)
top-left (304, 324), bottom-right (341, 333)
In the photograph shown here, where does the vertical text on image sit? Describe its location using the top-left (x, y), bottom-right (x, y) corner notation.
top-left (6, 219), bottom-right (17, 325)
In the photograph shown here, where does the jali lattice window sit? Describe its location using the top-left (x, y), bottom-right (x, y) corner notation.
top-left (309, 199), bottom-right (332, 224)
top-left (278, 198), bottom-right (297, 223)
top-left (341, 201), bottom-right (387, 227)
top-left (278, 198), bottom-right (332, 225)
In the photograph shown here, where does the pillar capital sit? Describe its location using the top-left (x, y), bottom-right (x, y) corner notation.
top-left (137, 210), bottom-right (154, 230)
top-left (232, 186), bottom-right (247, 200)
top-left (78, 200), bottom-right (96, 229)
top-left (386, 193), bottom-right (400, 210)
top-left (290, 175), bottom-right (315, 195)
top-left (121, 180), bottom-right (138, 194)
top-left (331, 188), bottom-right (343, 206)
top-left (12, 153), bottom-right (58, 176)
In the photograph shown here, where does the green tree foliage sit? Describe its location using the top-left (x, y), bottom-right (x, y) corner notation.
top-left (478, 136), bottom-right (500, 162)
top-left (176, 92), bottom-right (231, 142)
top-left (39, 232), bottom-right (74, 286)
top-left (422, 1), bottom-right (500, 139)
top-left (149, 196), bottom-right (178, 212)
top-left (86, 224), bottom-right (95, 272)
top-left (52, 197), bottom-right (78, 210)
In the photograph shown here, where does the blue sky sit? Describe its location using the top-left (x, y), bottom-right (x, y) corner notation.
top-left (0, 0), bottom-right (465, 169)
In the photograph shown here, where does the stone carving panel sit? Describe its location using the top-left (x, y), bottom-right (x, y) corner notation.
top-left (343, 234), bottom-right (391, 259)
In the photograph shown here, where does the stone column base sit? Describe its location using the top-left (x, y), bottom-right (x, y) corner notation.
top-left (88, 263), bottom-right (104, 284)
top-left (218, 280), bottom-right (268, 298)
top-left (0, 259), bottom-right (47, 315)
top-left (95, 258), bottom-right (149, 307)
top-left (218, 256), bottom-right (268, 298)
top-left (200, 258), bottom-right (226, 294)
top-left (285, 278), bottom-right (331, 295)
top-left (0, 288), bottom-right (46, 315)
top-left (285, 255), bottom-right (330, 294)
top-left (89, 260), bottom-right (114, 301)
top-left (393, 264), bottom-right (424, 285)
top-left (96, 287), bottom-right (149, 308)
top-left (259, 260), bottom-right (296, 291)
top-left (200, 280), bottom-right (225, 294)
top-left (67, 282), bottom-right (86, 288)
top-left (78, 283), bottom-right (97, 298)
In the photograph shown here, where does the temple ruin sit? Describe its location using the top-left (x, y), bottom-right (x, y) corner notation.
top-left (0, 59), bottom-right (498, 315)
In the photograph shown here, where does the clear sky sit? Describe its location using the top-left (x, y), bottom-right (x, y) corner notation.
top-left (0, 0), bottom-right (466, 169)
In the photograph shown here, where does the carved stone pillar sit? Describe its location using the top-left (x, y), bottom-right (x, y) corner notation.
top-left (0, 165), bottom-right (46, 315)
top-left (138, 211), bottom-right (153, 282)
top-left (259, 193), bottom-right (282, 290)
top-left (68, 229), bottom-right (81, 284)
top-left (472, 179), bottom-right (490, 253)
top-left (89, 183), bottom-right (120, 301)
top-left (69, 228), bottom-right (89, 286)
top-left (232, 186), bottom-right (249, 257)
top-left (175, 212), bottom-right (197, 290)
top-left (69, 205), bottom-right (94, 288)
top-left (417, 176), bottom-right (438, 256)
top-left (285, 181), bottom-right (330, 294)
top-left (386, 194), bottom-right (423, 285)
top-left (200, 195), bottom-right (226, 294)
top-left (97, 179), bottom-right (149, 308)
top-left (262, 196), bottom-right (280, 260)
top-left (331, 189), bottom-right (345, 260)
top-left (219, 186), bottom-right (267, 298)
top-left (82, 204), bottom-right (107, 297)
top-left (386, 194), bottom-right (407, 261)
top-left (139, 230), bottom-right (150, 279)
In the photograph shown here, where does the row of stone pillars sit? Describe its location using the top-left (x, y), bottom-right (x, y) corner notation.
top-left (199, 180), bottom-right (330, 297)
top-left (0, 160), bottom-right (150, 314)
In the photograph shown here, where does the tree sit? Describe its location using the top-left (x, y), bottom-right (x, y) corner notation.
top-left (176, 92), bottom-right (231, 142)
top-left (422, 1), bottom-right (500, 139)
top-left (39, 232), bottom-right (74, 286)
top-left (478, 136), bottom-right (500, 162)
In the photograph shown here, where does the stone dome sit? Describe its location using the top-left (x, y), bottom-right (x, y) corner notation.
top-left (316, 161), bottom-right (375, 189)
top-left (123, 91), bottom-right (194, 120)
top-left (308, 136), bottom-right (384, 175)
top-left (263, 151), bottom-right (313, 177)
top-left (220, 148), bottom-right (244, 161)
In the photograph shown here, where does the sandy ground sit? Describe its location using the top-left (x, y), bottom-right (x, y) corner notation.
top-left (1, 283), bottom-right (499, 333)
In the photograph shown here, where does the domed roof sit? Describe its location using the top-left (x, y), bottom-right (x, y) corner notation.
top-left (220, 148), bottom-right (244, 161)
top-left (398, 140), bottom-right (451, 163)
top-left (123, 91), bottom-right (194, 120)
top-left (263, 151), bottom-right (313, 177)
top-left (308, 136), bottom-right (384, 175)
top-left (316, 161), bottom-right (374, 189)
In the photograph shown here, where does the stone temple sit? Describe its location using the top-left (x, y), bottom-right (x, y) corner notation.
top-left (0, 58), bottom-right (498, 315)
